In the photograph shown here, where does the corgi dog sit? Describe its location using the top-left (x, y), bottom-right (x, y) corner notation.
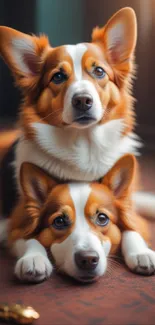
top-left (0, 7), bottom-right (144, 218)
top-left (2, 154), bottom-right (155, 283)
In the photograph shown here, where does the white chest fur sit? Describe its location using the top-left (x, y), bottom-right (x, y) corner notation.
top-left (15, 119), bottom-right (141, 183)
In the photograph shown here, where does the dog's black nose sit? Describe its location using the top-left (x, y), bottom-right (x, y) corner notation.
top-left (75, 251), bottom-right (99, 270)
top-left (72, 94), bottom-right (93, 111)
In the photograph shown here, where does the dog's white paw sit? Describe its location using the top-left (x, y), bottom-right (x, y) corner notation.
top-left (15, 254), bottom-right (53, 282)
top-left (125, 249), bottom-right (155, 275)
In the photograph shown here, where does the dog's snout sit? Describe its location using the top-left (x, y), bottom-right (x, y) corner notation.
top-left (72, 94), bottom-right (93, 111)
top-left (75, 250), bottom-right (99, 270)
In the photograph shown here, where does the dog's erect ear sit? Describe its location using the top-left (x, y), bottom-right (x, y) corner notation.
top-left (0, 26), bottom-right (49, 86)
top-left (9, 164), bottom-right (57, 242)
top-left (102, 154), bottom-right (135, 199)
top-left (20, 163), bottom-right (57, 206)
top-left (92, 8), bottom-right (137, 73)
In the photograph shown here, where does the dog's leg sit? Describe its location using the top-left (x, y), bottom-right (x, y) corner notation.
top-left (13, 238), bottom-right (53, 282)
top-left (122, 231), bottom-right (155, 275)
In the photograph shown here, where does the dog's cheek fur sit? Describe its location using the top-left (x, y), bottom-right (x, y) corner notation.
top-left (90, 64), bottom-right (134, 132)
top-left (105, 223), bottom-right (122, 254)
top-left (87, 224), bottom-right (121, 256)
top-left (101, 87), bottom-right (134, 135)
top-left (36, 87), bottom-right (64, 126)
top-left (97, 82), bottom-right (111, 111)
top-left (36, 220), bottom-right (75, 248)
top-left (93, 67), bottom-right (134, 131)
top-left (96, 82), bottom-right (119, 118)
top-left (20, 87), bottom-right (66, 139)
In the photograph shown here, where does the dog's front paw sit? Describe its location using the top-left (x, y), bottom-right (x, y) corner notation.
top-left (15, 254), bottom-right (53, 283)
top-left (125, 249), bottom-right (155, 275)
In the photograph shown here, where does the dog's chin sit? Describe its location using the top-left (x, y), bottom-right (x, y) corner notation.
top-left (75, 275), bottom-right (100, 283)
top-left (58, 263), bottom-right (104, 283)
top-left (65, 268), bottom-right (104, 283)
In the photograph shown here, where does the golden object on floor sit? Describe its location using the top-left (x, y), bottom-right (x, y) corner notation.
top-left (0, 303), bottom-right (40, 324)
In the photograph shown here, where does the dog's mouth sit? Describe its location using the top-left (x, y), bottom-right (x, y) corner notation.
top-left (73, 115), bottom-right (97, 126)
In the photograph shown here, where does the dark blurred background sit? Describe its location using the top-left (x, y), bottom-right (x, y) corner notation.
top-left (0, 0), bottom-right (155, 152)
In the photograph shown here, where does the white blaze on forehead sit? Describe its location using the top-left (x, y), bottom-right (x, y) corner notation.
top-left (66, 44), bottom-right (87, 80)
top-left (68, 183), bottom-right (91, 231)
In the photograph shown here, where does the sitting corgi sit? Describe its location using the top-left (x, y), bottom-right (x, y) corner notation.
top-left (0, 7), bottom-right (141, 217)
top-left (2, 154), bottom-right (154, 283)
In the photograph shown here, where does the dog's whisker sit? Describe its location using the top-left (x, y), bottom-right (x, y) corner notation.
top-left (107, 258), bottom-right (122, 269)
top-left (108, 262), bottom-right (117, 270)
top-left (108, 260), bottom-right (121, 268)
top-left (39, 109), bottom-right (62, 121)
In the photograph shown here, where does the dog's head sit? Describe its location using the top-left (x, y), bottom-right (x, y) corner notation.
top-left (14, 154), bottom-right (136, 282)
top-left (0, 8), bottom-right (137, 133)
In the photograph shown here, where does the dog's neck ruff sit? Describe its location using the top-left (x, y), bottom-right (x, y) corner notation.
top-left (15, 119), bottom-right (141, 184)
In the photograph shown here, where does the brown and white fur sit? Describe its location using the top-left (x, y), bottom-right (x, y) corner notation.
top-left (2, 154), bottom-right (155, 283)
top-left (0, 8), bottom-right (154, 281)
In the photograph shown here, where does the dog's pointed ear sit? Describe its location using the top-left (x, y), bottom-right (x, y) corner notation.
top-left (92, 7), bottom-right (137, 70)
top-left (101, 154), bottom-right (135, 199)
top-left (20, 163), bottom-right (57, 206)
top-left (0, 26), bottom-right (49, 83)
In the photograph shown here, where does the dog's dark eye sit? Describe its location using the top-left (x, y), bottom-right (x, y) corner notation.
top-left (52, 215), bottom-right (71, 230)
top-left (96, 213), bottom-right (109, 227)
top-left (51, 72), bottom-right (67, 84)
top-left (94, 66), bottom-right (106, 79)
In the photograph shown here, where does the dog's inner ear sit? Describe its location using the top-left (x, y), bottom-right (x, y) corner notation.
top-left (0, 26), bottom-right (49, 78)
top-left (92, 7), bottom-right (137, 65)
top-left (20, 163), bottom-right (57, 206)
top-left (102, 154), bottom-right (135, 199)
top-left (30, 177), bottom-right (47, 204)
top-left (11, 38), bottom-right (41, 75)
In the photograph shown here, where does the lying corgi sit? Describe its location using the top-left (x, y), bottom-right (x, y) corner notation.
top-left (0, 7), bottom-right (141, 217)
top-left (2, 154), bottom-right (155, 283)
